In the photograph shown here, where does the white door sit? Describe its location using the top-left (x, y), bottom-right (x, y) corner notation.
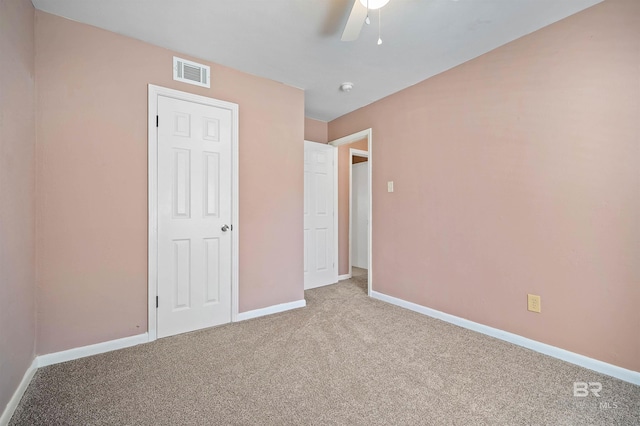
top-left (157, 95), bottom-right (232, 338)
top-left (352, 161), bottom-right (369, 269)
top-left (304, 141), bottom-right (337, 289)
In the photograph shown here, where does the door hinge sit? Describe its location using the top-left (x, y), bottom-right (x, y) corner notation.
top-left (156, 115), bottom-right (159, 127)
top-left (156, 296), bottom-right (158, 308)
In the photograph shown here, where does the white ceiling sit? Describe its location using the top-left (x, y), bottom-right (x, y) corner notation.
top-left (31, 0), bottom-right (602, 122)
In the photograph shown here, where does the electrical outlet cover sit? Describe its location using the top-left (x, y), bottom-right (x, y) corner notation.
top-left (527, 294), bottom-right (541, 313)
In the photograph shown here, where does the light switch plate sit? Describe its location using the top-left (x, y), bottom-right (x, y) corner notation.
top-left (387, 181), bottom-right (394, 192)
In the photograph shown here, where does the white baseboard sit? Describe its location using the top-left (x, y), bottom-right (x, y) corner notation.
top-left (371, 291), bottom-right (640, 386)
top-left (338, 274), bottom-right (351, 281)
top-left (0, 358), bottom-right (38, 426)
top-left (37, 333), bottom-right (149, 368)
top-left (236, 299), bottom-right (306, 322)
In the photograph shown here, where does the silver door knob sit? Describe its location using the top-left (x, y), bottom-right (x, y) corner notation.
top-left (221, 225), bottom-right (229, 232)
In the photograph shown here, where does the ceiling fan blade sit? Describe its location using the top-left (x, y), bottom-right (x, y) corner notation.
top-left (341, 0), bottom-right (368, 41)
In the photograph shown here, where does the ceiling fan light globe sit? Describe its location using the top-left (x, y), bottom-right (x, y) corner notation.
top-left (359, 0), bottom-right (390, 10)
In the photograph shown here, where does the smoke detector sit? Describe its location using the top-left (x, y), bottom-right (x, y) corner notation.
top-left (340, 82), bottom-right (354, 92)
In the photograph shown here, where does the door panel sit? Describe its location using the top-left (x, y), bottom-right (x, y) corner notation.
top-left (304, 141), bottom-right (336, 289)
top-left (204, 238), bottom-right (220, 303)
top-left (173, 239), bottom-right (191, 309)
top-left (157, 95), bottom-right (232, 338)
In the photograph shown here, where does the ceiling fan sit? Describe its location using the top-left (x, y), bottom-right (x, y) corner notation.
top-left (341, 0), bottom-right (391, 42)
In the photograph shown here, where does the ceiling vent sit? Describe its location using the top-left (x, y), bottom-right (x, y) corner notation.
top-left (173, 57), bottom-right (210, 88)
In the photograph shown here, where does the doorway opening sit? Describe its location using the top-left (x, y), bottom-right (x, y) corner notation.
top-left (329, 129), bottom-right (372, 296)
top-left (350, 149), bottom-right (369, 281)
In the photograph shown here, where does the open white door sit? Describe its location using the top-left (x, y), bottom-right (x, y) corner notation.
top-left (304, 141), bottom-right (338, 289)
top-left (156, 94), bottom-right (233, 338)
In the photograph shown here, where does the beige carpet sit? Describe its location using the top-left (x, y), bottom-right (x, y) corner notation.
top-left (10, 275), bottom-right (639, 425)
top-left (352, 267), bottom-right (367, 277)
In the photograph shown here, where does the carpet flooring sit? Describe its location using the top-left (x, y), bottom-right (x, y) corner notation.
top-left (10, 275), bottom-right (639, 425)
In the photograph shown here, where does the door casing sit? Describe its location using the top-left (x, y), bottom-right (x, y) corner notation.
top-left (147, 84), bottom-right (239, 342)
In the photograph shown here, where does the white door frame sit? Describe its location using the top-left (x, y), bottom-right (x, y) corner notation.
top-left (304, 140), bottom-right (339, 289)
top-left (329, 128), bottom-right (372, 296)
top-left (147, 84), bottom-right (239, 342)
top-left (349, 148), bottom-right (369, 275)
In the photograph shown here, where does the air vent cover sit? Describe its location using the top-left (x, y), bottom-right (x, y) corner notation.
top-left (173, 57), bottom-right (210, 88)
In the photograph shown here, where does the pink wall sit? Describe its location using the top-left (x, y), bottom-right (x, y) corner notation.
top-left (336, 138), bottom-right (368, 275)
top-left (0, 0), bottom-right (37, 413)
top-left (35, 11), bottom-right (304, 355)
top-left (329, 0), bottom-right (640, 371)
top-left (304, 117), bottom-right (328, 144)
